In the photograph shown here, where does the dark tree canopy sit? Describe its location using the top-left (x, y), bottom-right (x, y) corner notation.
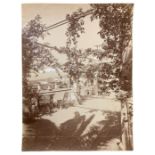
top-left (63, 4), bottom-right (133, 92)
top-left (22, 15), bottom-right (60, 102)
top-left (22, 4), bottom-right (133, 99)
top-left (90, 4), bottom-right (133, 92)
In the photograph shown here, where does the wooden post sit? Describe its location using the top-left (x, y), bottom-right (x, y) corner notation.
top-left (121, 98), bottom-right (133, 150)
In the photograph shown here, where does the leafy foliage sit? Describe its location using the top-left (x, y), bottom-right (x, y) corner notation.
top-left (90, 4), bottom-right (133, 92)
top-left (22, 15), bottom-right (60, 104)
top-left (22, 4), bottom-right (133, 96)
top-left (53, 9), bottom-right (86, 85)
top-left (66, 8), bottom-right (85, 47)
top-left (63, 4), bottom-right (133, 92)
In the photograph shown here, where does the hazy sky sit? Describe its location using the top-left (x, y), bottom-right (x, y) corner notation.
top-left (22, 4), bottom-right (103, 50)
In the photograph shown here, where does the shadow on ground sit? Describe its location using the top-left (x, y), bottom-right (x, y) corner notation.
top-left (81, 111), bottom-right (121, 150)
top-left (22, 111), bottom-right (121, 151)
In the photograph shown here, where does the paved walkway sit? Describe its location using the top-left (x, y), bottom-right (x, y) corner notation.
top-left (23, 96), bottom-right (121, 150)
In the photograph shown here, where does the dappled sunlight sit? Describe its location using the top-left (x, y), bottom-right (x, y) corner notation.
top-left (79, 97), bottom-right (121, 112)
top-left (79, 111), bottom-right (121, 150)
top-left (81, 110), bottom-right (106, 136)
top-left (23, 97), bottom-right (121, 150)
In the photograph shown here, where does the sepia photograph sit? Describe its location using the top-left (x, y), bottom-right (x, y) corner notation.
top-left (22, 3), bottom-right (133, 151)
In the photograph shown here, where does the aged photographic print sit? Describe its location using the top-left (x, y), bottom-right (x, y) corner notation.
top-left (22, 4), bottom-right (133, 151)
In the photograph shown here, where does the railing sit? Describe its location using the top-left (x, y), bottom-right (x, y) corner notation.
top-left (38, 88), bottom-right (72, 95)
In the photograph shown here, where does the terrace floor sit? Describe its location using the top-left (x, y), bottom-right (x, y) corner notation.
top-left (23, 95), bottom-right (121, 151)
